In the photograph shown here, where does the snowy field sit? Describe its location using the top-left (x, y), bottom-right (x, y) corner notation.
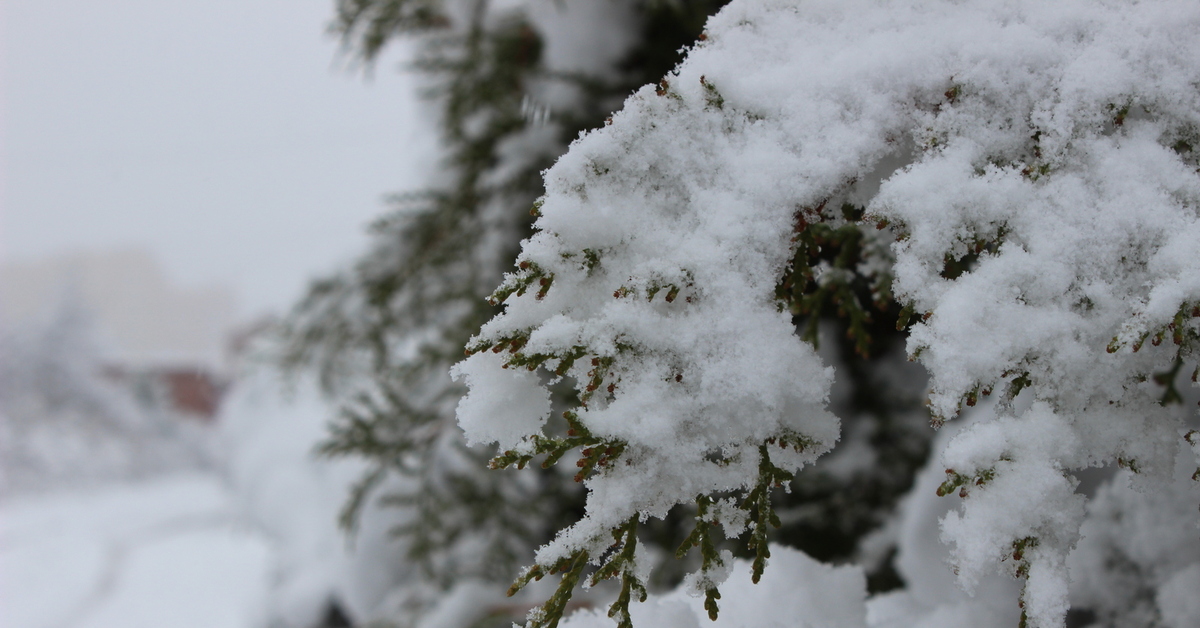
top-left (0, 347), bottom-right (401, 628)
top-left (0, 474), bottom-right (272, 628)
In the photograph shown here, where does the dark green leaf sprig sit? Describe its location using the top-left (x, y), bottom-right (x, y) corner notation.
top-left (1106, 302), bottom-right (1199, 407)
top-left (935, 466), bottom-right (997, 499)
top-left (776, 201), bottom-right (891, 358)
top-left (489, 261), bottom-right (555, 305)
top-left (1107, 302), bottom-right (1200, 355)
top-left (500, 431), bottom-right (819, 628)
top-left (489, 411), bottom-right (627, 483)
top-left (676, 496), bottom-right (727, 621)
top-left (740, 443), bottom-right (796, 584)
top-left (507, 515), bottom-right (647, 628)
top-left (680, 432), bottom-right (823, 604)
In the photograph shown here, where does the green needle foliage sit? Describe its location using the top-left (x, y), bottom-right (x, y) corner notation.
top-left (279, 0), bottom-right (935, 624)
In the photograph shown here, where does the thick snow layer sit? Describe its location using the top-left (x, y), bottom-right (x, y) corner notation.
top-left (867, 421), bottom-right (1019, 628)
top-left (552, 424), bottom-right (1196, 628)
top-left (458, 0), bottom-right (1200, 624)
top-left (452, 351), bottom-right (554, 449)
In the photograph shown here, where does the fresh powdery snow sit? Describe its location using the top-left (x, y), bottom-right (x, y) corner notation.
top-left (0, 363), bottom-right (408, 628)
top-left (455, 0), bottom-right (1200, 626)
top-left (0, 474), bottom-right (272, 628)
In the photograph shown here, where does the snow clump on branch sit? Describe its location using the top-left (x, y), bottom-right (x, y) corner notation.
top-left (455, 0), bottom-right (1200, 626)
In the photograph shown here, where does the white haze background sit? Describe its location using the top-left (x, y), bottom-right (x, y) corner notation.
top-left (2, 1), bottom-right (430, 626)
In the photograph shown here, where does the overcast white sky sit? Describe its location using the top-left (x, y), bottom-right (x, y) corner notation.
top-left (1, 0), bottom-right (434, 318)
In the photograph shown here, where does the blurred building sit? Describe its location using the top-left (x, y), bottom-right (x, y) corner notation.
top-left (0, 247), bottom-right (238, 419)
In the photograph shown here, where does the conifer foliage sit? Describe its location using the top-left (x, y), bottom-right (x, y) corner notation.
top-left (284, 0), bottom-right (1200, 627)
top-left (453, 1), bottom-right (1200, 627)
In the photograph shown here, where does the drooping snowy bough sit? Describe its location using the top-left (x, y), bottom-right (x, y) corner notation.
top-left (452, 1), bottom-right (1200, 626)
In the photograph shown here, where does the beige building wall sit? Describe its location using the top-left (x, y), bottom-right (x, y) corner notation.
top-left (0, 247), bottom-right (237, 371)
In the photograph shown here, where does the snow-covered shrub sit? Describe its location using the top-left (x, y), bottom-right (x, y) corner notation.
top-left (288, 0), bottom-right (938, 624)
top-left (456, 1), bottom-right (1200, 626)
top-left (288, 0), bottom-right (931, 622)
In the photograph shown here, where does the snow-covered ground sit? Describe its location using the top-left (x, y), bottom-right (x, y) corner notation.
top-left (0, 303), bottom-right (277, 628)
top-left (0, 474), bottom-right (272, 628)
top-left (0, 287), bottom-right (413, 628)
top-left (0, 358), bottom-right (414, 628)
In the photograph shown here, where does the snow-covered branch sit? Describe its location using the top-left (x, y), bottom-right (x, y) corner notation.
top-left (456, 1), bottom-right (1200, 626)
